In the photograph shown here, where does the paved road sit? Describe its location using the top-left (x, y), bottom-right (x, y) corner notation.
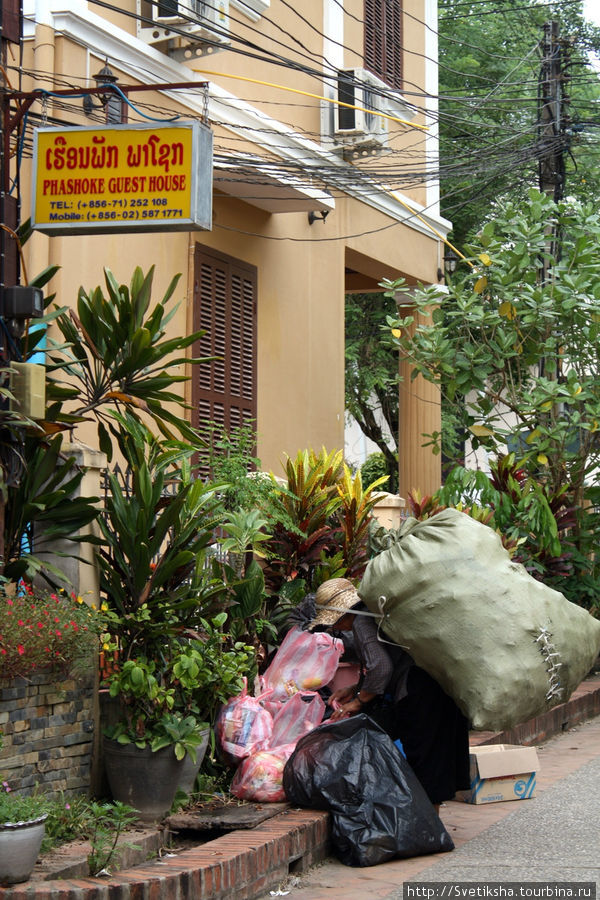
top-left (259, 717), bottom-right (600, 900)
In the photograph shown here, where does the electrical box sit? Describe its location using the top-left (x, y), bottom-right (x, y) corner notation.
top-left (9, 362), bottom-right (46, 420)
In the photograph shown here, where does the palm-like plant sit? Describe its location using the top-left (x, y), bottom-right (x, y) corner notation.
top-left (97, 418), bottom-right (224, 658)
top-left (335, 465), bottom-right (388, 578)
top-left (3, 434), bottom-right (100, 582)
top-left (44, 266), bottom-right (208, 460)
top-left (3, 265), bottom-right (210, 582)
top-left (263, 448), bottom-right (344, 587)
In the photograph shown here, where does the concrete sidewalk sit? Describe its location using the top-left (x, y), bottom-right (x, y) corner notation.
top-left (259, 680), bottom-right (600, 900)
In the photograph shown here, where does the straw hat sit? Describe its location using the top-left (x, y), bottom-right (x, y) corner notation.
top-left (309, 578), bottom-right (361, 630)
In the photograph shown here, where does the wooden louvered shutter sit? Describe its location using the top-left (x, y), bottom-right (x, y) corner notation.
top-left (364, 0), bottom-right (403, 90)
top-left (192, 245), bottom-right (257, 449)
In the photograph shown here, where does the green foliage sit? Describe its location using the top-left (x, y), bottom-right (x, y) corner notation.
top-left (0, 781), bottom-right (140, 877)
top-left (3, 434), bottom-right (101, 584)
top-left (262, 448), bottom-right (388, 591)
top-left (387, 191), bottom-right (600, 504)
top-left (360, 453), bottom-right (392, 493)
top-left (84, 801), bottom-right (140, 877)
top-left (1, 264), bottom-right (212, 584)
top-left (97, 418), bottom-right (224, 655)
top-left (335, 466), bottom-right (389, 578)
top-left (345, 291), bottom-right (399, 486)
top-left (44, 266), bottom-right (208, 460)
top-left (220, 510), bottom-right (272, 569)
top-left (438, 0), bottom-right (600, 246)
top-left (261, 448), bottom-right (345, 589)
top-left (42, 792), bottom-right (94, 851)
top-left (0, 366), bottom-right (41, 504)
top-left (102, 617), bottom-right (254, 747)
top-left (198, 420), bottom-right (271, 511)
top-left (0, 781), bottom-right (48, 825)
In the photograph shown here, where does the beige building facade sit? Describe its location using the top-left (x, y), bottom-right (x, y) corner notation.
top-left (12, 0), bottom-right (448, 494)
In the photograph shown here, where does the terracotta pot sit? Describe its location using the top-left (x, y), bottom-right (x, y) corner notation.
top-left (0, 814), bottom-right (47, 885)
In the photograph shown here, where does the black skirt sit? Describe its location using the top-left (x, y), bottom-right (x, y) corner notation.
top-left (368, 665), bottom-right (471, 805)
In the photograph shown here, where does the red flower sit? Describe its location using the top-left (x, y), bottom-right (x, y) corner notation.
top-left (37, 622), bottom-right (44, 629)
top-left (17, 645), bottom-right (25, 656)
top-left (7, 599), bottom-right (13, 606)
top-left (55, 630), bottom-right (62, 637)
top-left (0, 649), bottom-right (6, 656)
top-left (18, 619), bottom-right (24, 626)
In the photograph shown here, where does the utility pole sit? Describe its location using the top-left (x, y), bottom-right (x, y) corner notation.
top-left (0, 1), bottom-right (23, 572)
top-left (538, 21), bottom-right (570, 202)
top-left (1, 0), bottom-right (21, 292)
top-left (537, 21), bottom-right (572, 453)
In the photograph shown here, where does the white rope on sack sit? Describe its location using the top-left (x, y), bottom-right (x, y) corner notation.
top-left (534, 627), bottom-right (564, 701)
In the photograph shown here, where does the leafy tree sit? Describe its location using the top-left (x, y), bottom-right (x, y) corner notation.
top-left (20, 265), bottom-right (207, 462)
top-left (345, 291), bottom-right (399, 490)
top-left (344, 2), bottom-right (600, 476)
top-left (437, 0), bottom-right (600, 246)
top-left (385, 190), bottom-right (600, 602)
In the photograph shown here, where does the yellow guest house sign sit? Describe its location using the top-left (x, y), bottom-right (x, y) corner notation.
top-left (32, 121), bottom-right (212, 235)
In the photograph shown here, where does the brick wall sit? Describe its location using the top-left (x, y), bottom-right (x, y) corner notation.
top-left (0, 667), bottom-right (96, 799)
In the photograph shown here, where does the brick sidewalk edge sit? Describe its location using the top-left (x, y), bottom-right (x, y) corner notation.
top-left (3, 677), bottom-right (599, 900)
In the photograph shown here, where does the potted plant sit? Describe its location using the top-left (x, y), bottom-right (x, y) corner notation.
top-left (0, 736), bottom-right (48, 885)
top-left (102, 620), bottom-right (255, 818)
top-left (97, 420), bottom-right (256, 817)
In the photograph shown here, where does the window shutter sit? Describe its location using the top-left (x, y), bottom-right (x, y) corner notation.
top-left (192, 245), bottom-right (257, 451)
top-left (364, 0), bottom-right (403, 90)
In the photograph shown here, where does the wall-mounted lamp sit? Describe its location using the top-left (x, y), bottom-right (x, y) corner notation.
top-left (83, 62), bottom-right (122, 123)
top-left (0, 286), bottom-right (44, 340)
top-left (437, 247), bottom-right (459, 281)
top-left (308, 210), bottom-right (330, 226)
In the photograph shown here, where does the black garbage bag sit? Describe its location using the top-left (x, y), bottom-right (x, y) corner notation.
top-left (282, 714), bottom-right (454, 867)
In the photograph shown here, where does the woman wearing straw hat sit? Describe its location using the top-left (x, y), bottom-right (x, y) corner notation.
top-left (309, 578), bottom-right (470, 813)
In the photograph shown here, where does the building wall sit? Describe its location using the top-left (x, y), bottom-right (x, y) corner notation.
top-left (17, 0), bottom-right (447, 490)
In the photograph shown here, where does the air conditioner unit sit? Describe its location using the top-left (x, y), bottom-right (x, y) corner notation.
top-left (139, 0), bottom-right (229, 49)
top-left (333, 68), bottom-right (389, 149)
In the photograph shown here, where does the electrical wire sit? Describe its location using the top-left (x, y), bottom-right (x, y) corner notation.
top-left (11, 0), bottom-right (600, 248)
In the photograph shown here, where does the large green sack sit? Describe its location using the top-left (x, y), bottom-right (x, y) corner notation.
top-left (359, 508), bottom-right (600, 731)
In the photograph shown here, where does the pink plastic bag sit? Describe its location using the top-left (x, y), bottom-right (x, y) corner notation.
top-left (230, 743), bottom-right (296, 802)
top-left (260, 627), bottom-right (344, 701)
top-left (270, 691), bottom-right (325, 748)
top-left (215, 678), bottom-right (273, 763)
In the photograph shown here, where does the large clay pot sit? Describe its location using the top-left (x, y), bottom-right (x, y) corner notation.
top-left (0, 815), bottom-right (47, 885)
top-left (103, 739), bottom-right (185, 822)
top-left (177, 728), bottom-right (210, 795)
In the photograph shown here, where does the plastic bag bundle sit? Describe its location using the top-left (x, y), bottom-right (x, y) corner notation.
top-left (230, 743), bottom-right (296, 802)
top-left (283, 715), bottom-right (454, 867)
top-left (270, 691), bottom-right (325, 747)
top-left (359, 508), bottom-right (600, 731)
top-left (260, 627), bottom-right (344, 700)
top-left (215, 678), bottom-right (273, 763)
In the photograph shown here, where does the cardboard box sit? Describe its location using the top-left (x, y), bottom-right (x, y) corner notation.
top-left (460, 743), bottom-right (540, 804)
